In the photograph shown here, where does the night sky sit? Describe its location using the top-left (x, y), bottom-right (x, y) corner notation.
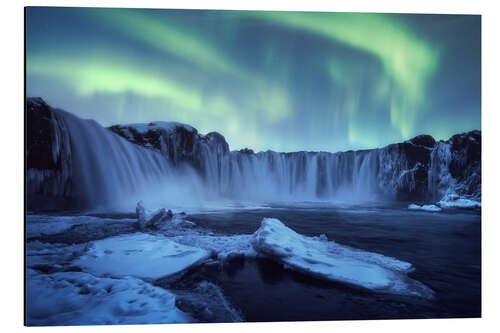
top-left (26, 7), bottom-right (481, 152)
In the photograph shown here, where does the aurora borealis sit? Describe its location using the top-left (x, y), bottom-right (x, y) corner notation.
top-left (26, 7), bottom-right (481, 152)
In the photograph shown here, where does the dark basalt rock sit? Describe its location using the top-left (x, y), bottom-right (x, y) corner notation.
top-left (409, 134), bottom-right (436, 148)
top-left (27, 98), bottom-right (73, 173)
top-left (108, 122), bottom-right (230, 180)
top-left (27, 98), bottom-right (58, 170)
top-left (26, 97), bottom-right (73, 210)
top-left (239, 148), bottom-right (254, 154)
top-left (447, 130), bottom-right (481, 199)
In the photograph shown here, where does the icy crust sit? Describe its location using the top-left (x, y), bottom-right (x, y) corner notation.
top-left (168, 232), bottom-right (256, 261)
top-left (438, 193), bottom-right (481, 209)
top-left (26, 269), bottom-right (191, 326)
top-left (74, 233), bottom-right (211, 279)
top-left (408, 204), bottom-right (442, 212)
top-left (26, 214), bottom-right (136, 238)
top-left (120, 121), bottom-right (196, 136)
top-left (251, 218), bottom-right (433, 298)
top-left (27, 241), bottom-right (86, 270)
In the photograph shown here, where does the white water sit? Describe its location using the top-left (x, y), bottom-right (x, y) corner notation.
top-left (28, 108), bottom-right (461, 210)
top-left (216, 150), bottom-right (381, 203)
top-left (43, 110), bottom-right (206, 210)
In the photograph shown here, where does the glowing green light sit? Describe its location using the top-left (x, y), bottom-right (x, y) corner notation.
top-left (252, 11), bottom-right (440, 139)
top-left (27, 55), bottom-right (203, 112)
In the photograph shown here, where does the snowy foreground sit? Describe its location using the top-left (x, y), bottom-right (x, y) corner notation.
top-left (26, 210), bottom-right (434, 325)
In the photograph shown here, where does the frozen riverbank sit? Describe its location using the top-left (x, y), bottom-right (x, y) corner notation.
top-left (26, 204), bottom-right (481, 324)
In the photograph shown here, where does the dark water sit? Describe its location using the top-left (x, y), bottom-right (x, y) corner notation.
top-left (184, 205), bottom-right (481, 321)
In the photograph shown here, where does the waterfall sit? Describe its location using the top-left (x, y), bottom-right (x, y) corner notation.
top-left (29, 99), bottom-right (480, 210)
top-left (28, 109), bottom-right (206, 210)
top-left (27, 108), bottom-right (390, 209)
top-left (213, 150), bottom-right (382, 203)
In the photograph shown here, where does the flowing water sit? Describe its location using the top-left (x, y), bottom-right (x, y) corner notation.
top-left (182, 205), bottom-right (481, 321)
top-left (28, 107), bottom-right (441, 211)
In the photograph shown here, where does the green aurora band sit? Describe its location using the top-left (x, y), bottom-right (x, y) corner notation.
top-left (26, 8), bottom-right (480, 152)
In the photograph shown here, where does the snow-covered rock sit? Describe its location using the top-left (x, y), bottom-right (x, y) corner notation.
top-left (136, 201), bottom-right (174, 230)
top-left (73, 233), bottom-right (211, 279)
top-left (109, 119), bottom-right (229, 183)
top-left (136, 201), bottom-right (197, 230)
top-left (26, 269), bottom-right (191, 326)
top-left (251, 218), bottom-right (433, 298)
top-left (408, 204), bottom-right (442, 212)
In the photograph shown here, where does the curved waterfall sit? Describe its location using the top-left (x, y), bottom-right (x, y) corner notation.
top-left (27, 98), bottom-right (480, 210)
top-left (216, 150), bottom-right (381, 202)
top-left (28, 109), bottom-right (385, 209)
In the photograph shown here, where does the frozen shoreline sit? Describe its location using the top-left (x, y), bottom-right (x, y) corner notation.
top-left (25, 203), bottom-right (482, 325)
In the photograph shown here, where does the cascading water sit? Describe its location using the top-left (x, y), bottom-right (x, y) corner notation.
top-left (27, 98), bottom-right (480, 210)
top-left (213, 150), bottom-right (383, 203)
top-left (28, 108), bottom-right (206, 210)
top-left (27, 108), bottom-right (391, 209)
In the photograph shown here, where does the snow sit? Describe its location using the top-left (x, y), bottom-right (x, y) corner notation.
top-left (408, 204), bottom-right (442, 212)
top-left (26, 269), bottom-right (191, 326)
top-left (399, 162), bottom-right (423, 180)
top-left (123, 121), bottom-right (195, 134)
top-left (251, 218), bottom-right (433, 298)
top-left (26, 214), bottom-right (136, 238)
top-left (438, 194), bottom-right (481, 209)
top-left (168, 233), bottom-right (256, 261)
top-left (136, 201), bottom-right (174, 229)
top-left (74, 233), bottom-right (211, 279)
top-left (26, 241), bottom-right (86, 269)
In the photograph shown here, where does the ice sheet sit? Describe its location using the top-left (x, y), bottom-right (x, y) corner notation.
top-left (408, 204), bottom-right (442, 212)
top-left (251, 218), bottom-right (433, 298)
top-left (26, 269), bottom-right (191, 326)
top-left (74, 233), bottom-right (211, 279)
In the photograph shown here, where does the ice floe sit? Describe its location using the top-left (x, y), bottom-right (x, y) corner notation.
top-left (251, 218), bottom-right (433, 298)
top-left (26, 269), bottom-right (191, 326)
top-left (438, 193), bottom-right (481, 209)
top-left (168, 232), bottom-right (256, 261)
top-left (74, 233), bottom-right (211, 279)
top-left (408, 204), bottom-right (442, 212)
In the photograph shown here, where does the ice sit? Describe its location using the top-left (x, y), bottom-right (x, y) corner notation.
top-left (168, 232), bottom-right (256, 261)
top-left (438, 193), bottom-right (481, 209)
top-left (136, 201), bottom-right (174, 230)
top-left (26, 214), bottom-right (136, 238)
top-left (408, 204), bottom-right (442, 212)
top-left (74, 233), bottom-right (211, 279)
top-left (26, 269), bottom-right (191, 326)
top-left (123, 121), bottom-right (195, 134)
top-left (251, 218), bottom-right (433, 298)
top-left (26, 241), bottom-right (86, 269)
